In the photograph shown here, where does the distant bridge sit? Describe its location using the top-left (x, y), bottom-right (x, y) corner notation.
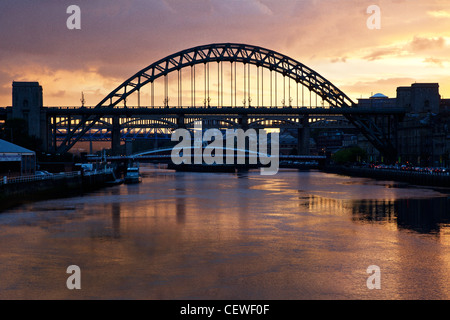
top-left (86, 146), bottom-right (327, 170)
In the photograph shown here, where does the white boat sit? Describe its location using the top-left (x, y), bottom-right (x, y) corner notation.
top-left (124, 166), bottom-right (141, 184)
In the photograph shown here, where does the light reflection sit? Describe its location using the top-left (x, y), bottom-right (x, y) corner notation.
top-left (175, 173), bottom-right (186, 225)
top-left (300, 193), bottom-right (450, 240)
top-left (2, 168), bottom-right (450, 299)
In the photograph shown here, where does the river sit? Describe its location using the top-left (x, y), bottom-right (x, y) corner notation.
top-left (1, 165), bottom-right (450, 300)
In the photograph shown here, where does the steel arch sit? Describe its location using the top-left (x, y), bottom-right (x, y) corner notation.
top-left (98, 43), bottom-right (355, 110)
top-left (121, 118), bottom-right (177, 128)
top-left (248, 118), bottom-right (299, 128)
top-left (57, 43), bottom-right (396, 158)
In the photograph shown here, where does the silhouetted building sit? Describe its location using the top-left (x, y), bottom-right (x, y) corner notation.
top-left (357, 93), bottom-right (396, 109)
top-left (279, 129), bottom-right (316, 155)
top-left (396, 83), bottom-right (448, 166)
top-left (316, 130), bottom-right (343, 153)
top-left (342, 134), bottom-right (358, 147)
top-left (356, 93), bottom-right (396, 161)
top-left (315, 130), bottom-right (358, 154)
top-left (355, 84), bottom-right (450, 166)
top-left (0, 138), bottom-right (36, 177)
top-left (396, 83), bottom-right (440, 114)
top-left (11, 81), bottom-right (47, 148)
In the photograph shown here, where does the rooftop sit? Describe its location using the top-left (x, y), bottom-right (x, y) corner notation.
top-left (12, 81), bottom-right (41, 87)
top-left (0, 139), bottom-right (35, 154)
top-left (370, 93), bottom-right (388, 99)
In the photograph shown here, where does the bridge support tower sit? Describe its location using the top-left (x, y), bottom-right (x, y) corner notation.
top-left (298, 115), bottom-right (310, 155)
top-left (111, 116), bottom-right (121, 156)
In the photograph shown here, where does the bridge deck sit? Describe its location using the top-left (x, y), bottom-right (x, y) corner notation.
top-left (42, 106), bottom-right (406, 116)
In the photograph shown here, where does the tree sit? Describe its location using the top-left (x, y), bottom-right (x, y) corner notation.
top-left (332, 146), bottom-right (367, 164)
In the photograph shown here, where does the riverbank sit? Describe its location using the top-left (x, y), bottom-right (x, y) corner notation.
top-left (323, 165), bottom-right (450, 188)
top-left (0, 169), bottom-right (116, 211)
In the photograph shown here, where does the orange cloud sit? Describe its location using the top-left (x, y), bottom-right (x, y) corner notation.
top-left (1, 0), bottom-right (450, 106)
top-left (409, 36), bottom-right (445, 52)
top-left (423, 57), bottom-right (446, 67)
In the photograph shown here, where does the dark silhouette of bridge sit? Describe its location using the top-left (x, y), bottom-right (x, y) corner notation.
top-left (1, 43), bottom-right (405, 160)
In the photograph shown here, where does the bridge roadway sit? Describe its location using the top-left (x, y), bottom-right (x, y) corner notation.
top-left (0, 106), bottom-right (406, 124)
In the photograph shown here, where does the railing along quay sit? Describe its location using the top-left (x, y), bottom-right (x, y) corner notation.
top-left (1, 168), bottom-right (115, 186)
top-left (0, 168), bottom-right (117, 211)
top-left (324, 165), bottom-right (450, 188)
top-left (1, 171), bottom-right (81, 186)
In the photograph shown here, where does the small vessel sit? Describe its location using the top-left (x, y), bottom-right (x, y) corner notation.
top-left (124, 165), bottom-right (142, 184)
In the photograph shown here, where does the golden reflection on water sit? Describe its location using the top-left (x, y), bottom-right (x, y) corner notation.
top-left (1, 168), bottom-right (450, 299)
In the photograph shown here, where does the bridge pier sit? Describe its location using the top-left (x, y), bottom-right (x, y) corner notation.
top-left (40, 108), bottom-right (48, 153)
top-left (48, 115), bottom-right (57, 154)
top-left (238, 115), bottom-right (249, 131)
top-left (111, 115), bottom-right (121, 156)
top-left (177, 114), bottom-right (186, 129)
top-left (125, 139), bottom-right (133, 156)
top-left (298, 115), bottom-right (310, 155)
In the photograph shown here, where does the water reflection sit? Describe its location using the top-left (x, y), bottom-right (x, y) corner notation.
top-left (175, 173), bottom-right (186, 224)
top-left (111, 191), bottom-right (121, 239)
top-left (3, 167), bottom-right (450, 299)
top-left (396, 197), bottom-right (450, 234)
top-left (302, 194), bottom-right (450, 236)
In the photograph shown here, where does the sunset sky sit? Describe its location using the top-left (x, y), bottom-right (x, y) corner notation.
top-left (1, 0), bottom-right (450, 107)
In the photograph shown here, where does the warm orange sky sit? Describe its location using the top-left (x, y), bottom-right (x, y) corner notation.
top-left (1, 0), bottom-right (450, 107)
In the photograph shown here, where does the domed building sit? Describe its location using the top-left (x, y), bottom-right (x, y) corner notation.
top-left (357, 92), bottom-right (396, 109)
top-left (370, 93), bottom-right (389, 99)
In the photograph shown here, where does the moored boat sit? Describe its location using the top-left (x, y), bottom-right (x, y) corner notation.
top-left (124, 166), bottom-right (141, 184)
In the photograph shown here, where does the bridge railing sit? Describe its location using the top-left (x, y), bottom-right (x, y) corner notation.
top-left (1, 168), bottom-right (117, 186)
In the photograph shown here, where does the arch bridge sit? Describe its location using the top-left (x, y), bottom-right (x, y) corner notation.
top-left (50, 43), bottom-right (402, 160)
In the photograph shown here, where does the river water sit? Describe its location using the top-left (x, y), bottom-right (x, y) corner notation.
top-left (1, 165), bottom-right (450, 300)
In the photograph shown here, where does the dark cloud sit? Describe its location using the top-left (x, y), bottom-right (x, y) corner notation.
top-left (1, 0), bottom-right (450, 106)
